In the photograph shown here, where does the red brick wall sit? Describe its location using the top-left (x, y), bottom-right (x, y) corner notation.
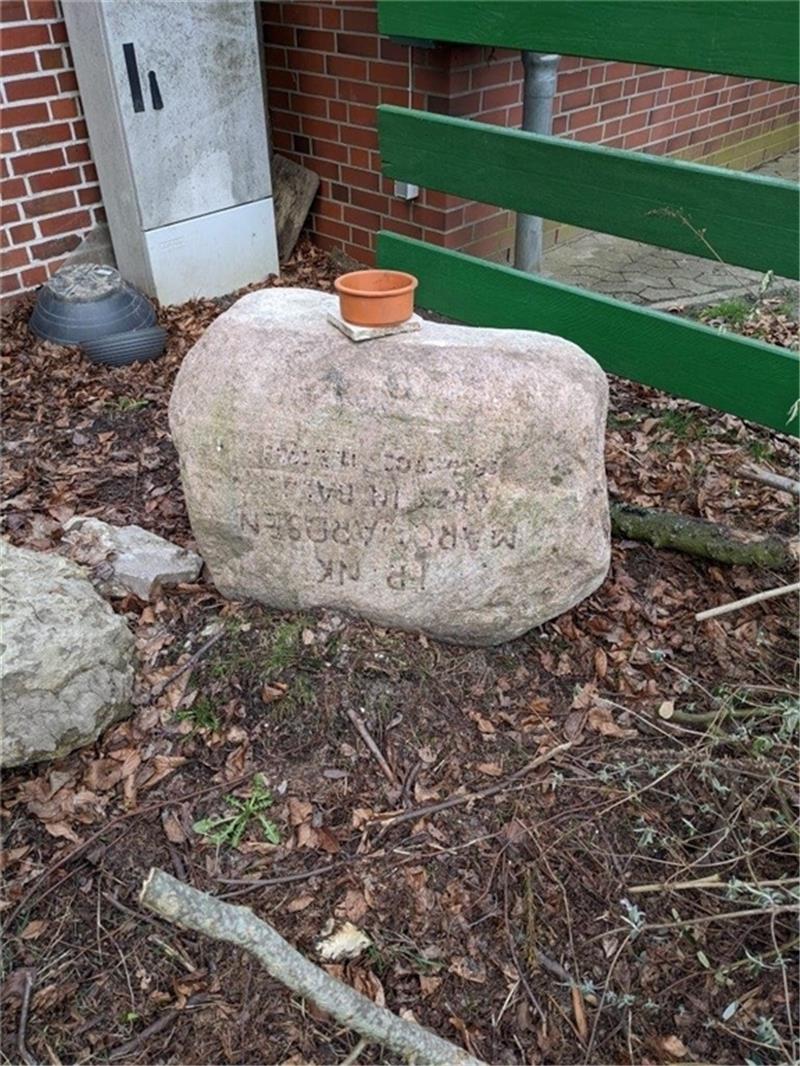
top-left (263, 1), bottom-right (522, 265)
top-left (550, 57), bottom-right (799, 158)
top-left (1, 0), bottom-right (102, 301)
top-left (264, 2), bottom-right (524, 265)
top-left (263, 0), bottom-right (798, 266)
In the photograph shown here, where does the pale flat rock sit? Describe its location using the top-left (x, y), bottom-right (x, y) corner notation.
top-left (62, 516), bottom-right (202, 600)
top-left (326, 310), bottom-right (422, 342)
top-left (0, 541), bottom-right (136, 768)
top-left (169, 288), bottom-right (610, 645)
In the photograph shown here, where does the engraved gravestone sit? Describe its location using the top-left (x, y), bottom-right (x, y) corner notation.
top-left (169, 288), bottom-right (610, 645)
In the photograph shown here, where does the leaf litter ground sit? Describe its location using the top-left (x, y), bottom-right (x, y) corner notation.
top-left (1, 241), bottom-right (798, 1065)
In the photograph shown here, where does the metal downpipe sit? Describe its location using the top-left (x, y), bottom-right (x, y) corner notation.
top-left (514, 52), bottom-right (560, 274)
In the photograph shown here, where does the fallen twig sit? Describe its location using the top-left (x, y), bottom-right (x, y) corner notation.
top-left (375, 742), bottom-right (573, 830)
top-left (108, 1009), bottom-right (178, 1061)
top-left (217, 858), bottom-right (351, 899)
top-left (401, 758), bottom-right (422, 808)
top-left (739, 464), bottom-right (800, 498)
top-left (140, 868), bottom-right (485, 1065)
top-left (583, 933), bottom-right (632, 1065)
top-left (598, 904), bottom-right (798, 940)
top-left (628, 875), bottom-right (797, 895)
top-left (151, 628), bottom-right (225, 698)
top-left (16, 968), bottom-right (35, 1066)
top-left (341, 1037), bottom-right (369, 1066)
top-left (695, 582), bottom-right (800, 622)
top-left (502, 857), bottom-right (546, 1025)
top-left (346, 707), bottom-right (398, 787)
top-left (658, 703), bottom-right (781, 726)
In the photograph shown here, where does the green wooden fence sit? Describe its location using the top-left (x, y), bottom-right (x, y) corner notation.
top-left (375, 2), bottom-right (800, 435)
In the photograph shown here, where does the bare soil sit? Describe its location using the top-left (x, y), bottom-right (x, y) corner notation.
top-left (1, 241), bottom-right (798, 1066)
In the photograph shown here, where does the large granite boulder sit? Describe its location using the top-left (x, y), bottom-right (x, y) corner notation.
top-left (1, 541), bottom-right (136, 768)
top-left (169, 288), bottom-right (610, 645)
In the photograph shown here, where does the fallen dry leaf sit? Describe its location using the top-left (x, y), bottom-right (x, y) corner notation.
top-left (448, 956), bottom-right (487, 984)
top-left (316, 922), bottom-right (371, 961)
top-left (588, 705), bottom-right (637, 738)
top-left (161, 811), bottom-right (187, 844)
top-left (19, 919), bottom-right (48, 940)
top-left (287, 894), bottom-right (314, 913)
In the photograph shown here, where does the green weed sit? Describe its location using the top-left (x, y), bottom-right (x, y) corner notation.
top-left (263, 619), bottom-right (305, 678)
top-left (746, 438), bottom-right (773, 463)
top-left (193, 774), bottom-right (280, 848)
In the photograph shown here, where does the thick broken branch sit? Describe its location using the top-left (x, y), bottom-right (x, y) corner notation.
top-left (140, 869), bottom-right (485, 1066)
top-left (610, 502), bottom-right (797, 571)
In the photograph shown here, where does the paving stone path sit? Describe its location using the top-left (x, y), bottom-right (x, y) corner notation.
top-left (543, 149), bottom-right (798, 307)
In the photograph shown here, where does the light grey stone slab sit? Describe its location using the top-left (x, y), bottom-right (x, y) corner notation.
top-left (326, 310), bottom-right (422, 343)
top-left (62, 516), bottom-right (203, 601)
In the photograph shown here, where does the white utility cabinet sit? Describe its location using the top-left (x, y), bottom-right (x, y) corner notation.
top-left (63, 0), bottom-right (278, 304)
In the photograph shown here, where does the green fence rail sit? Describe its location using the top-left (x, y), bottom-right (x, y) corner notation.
top-left (378, 1), bottom-right (799, 84)
top-left (378, 233), bottom-right (799, 435)
top-left (380, 107), bottom-right (799, 280)
top-left (376, 2), bottom-right (800, 435)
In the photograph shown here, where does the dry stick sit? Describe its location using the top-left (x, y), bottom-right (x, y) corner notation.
top-left (657, 703), bottom-right (779, 726)
top-left (341, 1037), bottom-right (369, 1066)
top-left (140, 868), bottom-right (486, 1066)
top-left (150, 628), bottom-right (225, 698)
top-left (501, 858), bottom-right (546, 1026)
top-left (597, 905), bottom-right (798, 940)
top-left (345, 708), bottom-right (399, 787)
top-left (695, 582), bottom-right (800, 622)
top-left (583, 933), bottom-right (632, 1066)
top-left (739, 464), bottom-right (800, 498)
top-left (216, 829), bottom-right (488, 899)
top-left (108, 1009), bottom-right (179, 1062)
top-left (375, 742), bottom-right (574, 830)
top-left (629, 875), bottom-right (797, 895)
top-left (16, 969), bottom-right (35, 1066)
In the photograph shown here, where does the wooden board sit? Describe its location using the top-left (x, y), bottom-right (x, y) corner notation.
top-left (272, 153), bottom-right (320, 263)
top-left (379, 107), bottom-right (799, 279)
top-left (377, 232), bottom-right (800, 436)
top-left (378, 2), bottom-right (800, 84)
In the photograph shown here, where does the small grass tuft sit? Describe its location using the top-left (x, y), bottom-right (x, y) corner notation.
top-left (263, 619), bottom-right (306, 678)
top-left (107, 396), bottom-right (150, 413)
top-left (175, 696), bottom-right (220, 733)
top-left (658, 409), bottom-right (708, 440)
top-left (699, 297), bottom-right (751, 327)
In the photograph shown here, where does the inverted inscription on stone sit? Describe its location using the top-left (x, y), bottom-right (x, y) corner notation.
top-left (169, 288), bottom-right (610, 645)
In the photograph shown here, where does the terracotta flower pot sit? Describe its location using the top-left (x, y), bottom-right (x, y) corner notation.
top-left (334, 269), bottom-right (418, 327)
